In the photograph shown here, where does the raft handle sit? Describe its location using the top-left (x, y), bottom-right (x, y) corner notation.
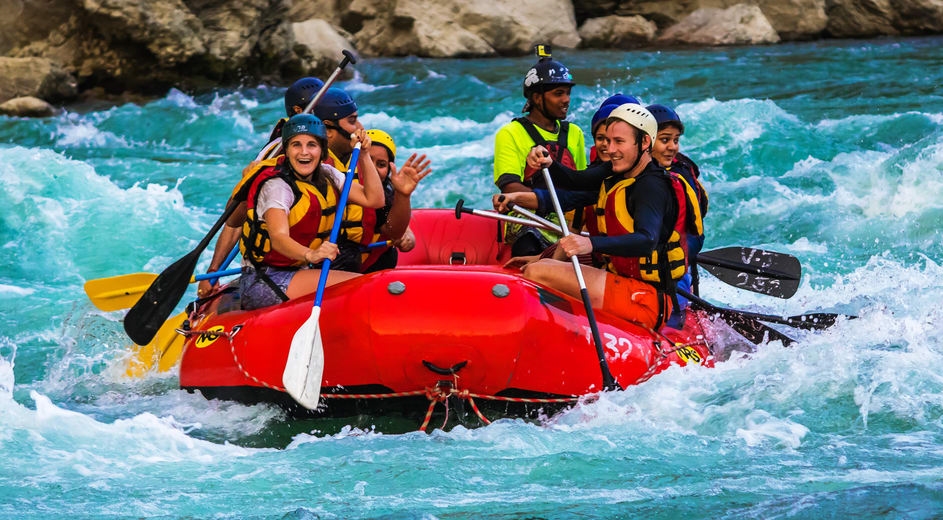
top-left (422, 360), bottom-right (468, 375)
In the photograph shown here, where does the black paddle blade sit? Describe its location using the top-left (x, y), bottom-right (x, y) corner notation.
top-left (123, 251), bottom-right (199, 345)
top-left (775, 311), bottom-right (850, 330)
top-left (699, 298), bottom-right (849, 331)
top-left (697, 247), bottom-right (801, 299)
top-left (698, 306), bottom-right (796, 346)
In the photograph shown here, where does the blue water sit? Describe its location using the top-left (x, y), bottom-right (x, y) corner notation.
top-left (3, 36), bottom-right (943, 518)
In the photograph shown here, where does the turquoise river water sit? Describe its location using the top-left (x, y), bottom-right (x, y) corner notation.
top-left (2, 36), bottom-right (943, 518)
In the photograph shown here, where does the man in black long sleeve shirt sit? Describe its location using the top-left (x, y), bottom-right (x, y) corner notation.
top-left (493, 104), bottom-right (684, 330)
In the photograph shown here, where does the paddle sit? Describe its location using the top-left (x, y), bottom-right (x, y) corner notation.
top-left (283, 142), bottom-right (362, 409)
top-left (123, 200), bottom-right (240, 345)
top-left (121, 52), bottom-right (359, 346)
top-left (124, 311), bottom-right (189, 377)
top-left (455, 198), bottom-right (562, 234)
top-left (679, 288), bottom-right (845, 333)
top-left (255, 50), bottom-right (358, 161)
top-left (459, 200), bottom-right (804, 300)
top-left (85, 273), bottom-right (162, 313)
top-left (86, 268), bottom-right (244, 312)
top-left (540, 168), bottom-right (620, 391)
top-left (696, 247), bottom-right (801, 299)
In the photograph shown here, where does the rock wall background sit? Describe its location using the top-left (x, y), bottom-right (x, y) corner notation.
top-left (1, 0), bottom-right (942, 115)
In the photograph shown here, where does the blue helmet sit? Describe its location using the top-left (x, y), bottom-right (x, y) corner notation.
top-left (591, 103), bottom-right (620, 134)
top-left (284, 77), bottom-right (324, 116)
top-left (313, 87), bottom-right (358, 121)
top-left (646, 104), bottom-right (684, 134)
top-left (282, 113), bottom-right (327, 144)
top-left (601, 93), bottom-right (641, 108)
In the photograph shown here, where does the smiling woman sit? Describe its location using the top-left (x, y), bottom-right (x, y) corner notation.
top-left (235, 115), bottom-right (384, 311)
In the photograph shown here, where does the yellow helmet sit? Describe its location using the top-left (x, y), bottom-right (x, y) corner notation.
top-left (366, 129), bottom-right (396, 162)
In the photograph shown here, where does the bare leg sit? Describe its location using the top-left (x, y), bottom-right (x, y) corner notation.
top-left (285, 269), bottom-right (361, 299)
top-left (521, 258), bottom-right (608, 307)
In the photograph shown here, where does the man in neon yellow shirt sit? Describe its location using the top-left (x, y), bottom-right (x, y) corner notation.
top-left (493, 45), bottom-right (587, 256)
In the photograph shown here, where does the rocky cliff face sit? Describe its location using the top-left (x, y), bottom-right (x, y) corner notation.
top-left (1, 0), bottom-right (941, 115)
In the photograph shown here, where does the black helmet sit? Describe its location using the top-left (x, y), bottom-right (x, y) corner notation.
top-left (522, 43), bottom-right (575, 99)
top-left (522, 58), bottom-right (575, 98)
top-left (646, 103), bottom-right (684, 134)
top-left (313, 87), bottom-right (358, 122)
top-left (284, 77), bottom-right (324, 116)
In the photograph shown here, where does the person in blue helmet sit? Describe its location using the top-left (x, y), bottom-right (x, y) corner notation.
top-left (310, 86), bottom-right (376, 272)
top-left (232, 113), bottom-right (385, 310)
top-left (314, 87), bottom-right (364, 172)
top-left (589, 94), bottom-right (640, 165)
top-left (493, 44), bottom-right (588, 257)
top-left (253, 76), bottom-right (327, 160)
top-left (647, 103), bottom-right (709, 328)
top-left (493, 104), bottom-right (692, 331)
top-left (198, 77), bottom-right (328, 298)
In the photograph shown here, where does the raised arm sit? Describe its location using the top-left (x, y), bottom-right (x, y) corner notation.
top-left (346, 129), bottom-right (385, 209)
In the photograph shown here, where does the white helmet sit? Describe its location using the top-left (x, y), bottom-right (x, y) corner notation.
top-left (607, 103), bottom-right (657, 143)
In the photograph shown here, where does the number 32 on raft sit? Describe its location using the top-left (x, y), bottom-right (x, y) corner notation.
top-left (583, 326), bottom-right (707, 366)
top-left (584, 327), bottom-right (636, 359)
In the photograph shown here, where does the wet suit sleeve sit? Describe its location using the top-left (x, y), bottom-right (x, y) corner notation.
top-left (589, 174), bottom-right (671, 258)
top-left (544, 160), bottom-right (611, 191)
top-left (533, 188), bottom-right (598, 215)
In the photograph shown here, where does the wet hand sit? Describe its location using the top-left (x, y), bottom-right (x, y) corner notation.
top-left (559, 234), bottom-right (592, 257)
top-left (526, 146), bottom-right (552, 171)
top-left (305, 242), bottom-right (339, 264)
top-left (391, 153), bottom-right (432, 196)
top-left (197, 279), bottom-right (214, 298)
top-left (394, 227), bottom-right (416, 252)
top-left (351, 129), bottom-right (371, 149)
top-left (492, 193), bottom-right (511, 213)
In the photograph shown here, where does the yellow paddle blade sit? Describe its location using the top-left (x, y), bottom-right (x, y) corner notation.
top-left (124, 312), bottom-right (188, 377)
top-left (84, 273), bottom-right (158, 312)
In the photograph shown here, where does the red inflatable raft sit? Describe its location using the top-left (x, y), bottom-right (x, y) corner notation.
top-left (177, 209), bottom-right (714, 430)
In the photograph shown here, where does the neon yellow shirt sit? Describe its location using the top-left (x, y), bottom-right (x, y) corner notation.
top-left (493, 119), bottom-right (587, 189)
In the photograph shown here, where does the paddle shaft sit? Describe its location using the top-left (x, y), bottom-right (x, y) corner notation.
top-left (123, 199), bottom-right (240, 345)
top-left (315, 144), bottom-right (361, 306)
top-left (302, 51), bottom-right (357, 115)
top-left (678, 287), bottom-right (843, 331)
top-left (256, 50), bottom-right (358, 162)
top-left (540, 167), bottom-right (619, 391)
top-left (455, 199), bottom-right (561, 233)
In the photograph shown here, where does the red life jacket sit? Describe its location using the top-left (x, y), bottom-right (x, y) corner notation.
top-left (324, 154), bottom-right (382, 264)
top-left (514, 118), bottom-right (577, 188)
top-left (240, 156), bottom-right (338, 268)
top-left (595, 169), bottom-right (689, 288)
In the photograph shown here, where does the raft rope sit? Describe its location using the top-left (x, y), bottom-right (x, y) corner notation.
top-left (178, 330), bottom-right (583, 431)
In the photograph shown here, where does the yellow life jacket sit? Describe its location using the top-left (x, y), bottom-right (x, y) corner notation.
top-left (595, 170), bottom-right (688, 286)
top-left (239, 157), bottom-right (338, 268)
top-left (325, 152), bottom-right (382, 267)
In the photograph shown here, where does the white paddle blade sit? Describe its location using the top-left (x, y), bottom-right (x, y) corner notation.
top-left (282, 306), bottom-right (325, 409)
